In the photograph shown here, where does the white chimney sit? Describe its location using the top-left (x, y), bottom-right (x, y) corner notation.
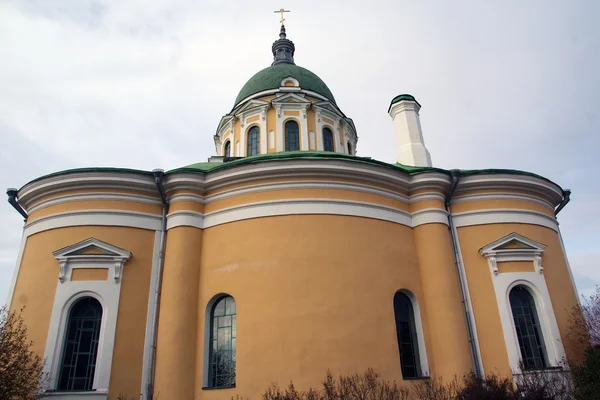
top-left (388, 94), bottom-right (432, 167)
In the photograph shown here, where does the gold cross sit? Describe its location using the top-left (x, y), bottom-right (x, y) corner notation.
top-left (274, 8), bottom-right (290, 26)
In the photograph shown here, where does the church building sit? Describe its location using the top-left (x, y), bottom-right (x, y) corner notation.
top-left (6, 22), bottom-right (580, 400)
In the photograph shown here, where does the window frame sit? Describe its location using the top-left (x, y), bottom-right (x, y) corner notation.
top-left (57, 296), bottom-right (104, 392)
top-left (203, 293), bottom-right (237, 390)
top-left (322, 127), bottom-right (335, 152)
top-left (246, 126), bottom-right (260, 157)
top-left (284, 120), bottom-right (300, 151)
top-left (224, 140), bottom-right (231, 158)
top-left (392, 290), bottom-right (429, 379)
top-left (42, 238), bottom-right (131, 395)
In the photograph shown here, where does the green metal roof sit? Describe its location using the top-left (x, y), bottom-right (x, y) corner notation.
top-left (18, 152), bottom-right (564, 194)
top-left (388, 94), bottom-right (421, 114)
top-left (234, 64), bottom-right (336, 107)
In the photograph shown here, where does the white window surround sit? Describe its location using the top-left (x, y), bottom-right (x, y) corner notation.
top-left (397, 290), bottom-right (430, 378)
top-left (235, 101), bottom-right (269, 157)
top-left (201, 293), bottom-right (235, 388)
top-left (273, 94), bottom-right (311, 152)
top-left (479, 233), bottom-right (567, 373)
top-left (41, 238), bottom-right (131, 399)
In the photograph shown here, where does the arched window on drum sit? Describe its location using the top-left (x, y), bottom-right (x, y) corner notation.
top-left (247, 126), bottom-right (260, 156)
top-left (323, 128), bottom-right (334, 152)
top-left (285, 121), bottom-right (300, 151)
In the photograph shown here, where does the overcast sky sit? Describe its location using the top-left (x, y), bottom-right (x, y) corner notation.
top-left (1, 0), bottom-right (599, 304)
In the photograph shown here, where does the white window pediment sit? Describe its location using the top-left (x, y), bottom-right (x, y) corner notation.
top-left (479, 233), bottom-right (546, 276)
top-left (235, 99), bottom-right (270, 115)
top-left (53, 238), bottom-right (131, 283)
top-left (272, 92), bottom-right (310, 105)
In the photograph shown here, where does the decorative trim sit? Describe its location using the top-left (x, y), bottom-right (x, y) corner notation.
top-left (166, 210), bottom-right (204, 230)
top-left (18, 172), bottom-right (156, 209)
top-left (23, 210), bottom-right (162, 237)
top-left (452, 192), bottom-right (554, 211)
top-left (479, 233), bottom-right (547, 276)
top-left (452, 209), bottom-right (559, 232)
top-left (455, 174), bottom-right (563, 206)
top-left (494, 277), bottom-right (567, 372)
top-left (165, 199), bottom-right (447, 230)
top-left (28, 193), bottom-right (161, 213)
top-left (479, 232), bottom-right (567, 372)
top-left (52, 237), bottom-right (131, 284)
top-left (42, 238), bottom-right (132, 395)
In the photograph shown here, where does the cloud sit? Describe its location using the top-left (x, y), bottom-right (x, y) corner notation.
top-left (0, 0), bottom-right (598, 303)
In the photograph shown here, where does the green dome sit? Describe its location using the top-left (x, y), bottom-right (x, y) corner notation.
top-left (234, 64), bottom-right (336, 107)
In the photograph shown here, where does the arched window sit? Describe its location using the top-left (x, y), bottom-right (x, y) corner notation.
top-left (510, 285), bottom-right (547, 370)
top-left (224, 141), bottom-right (231, 158)
top-left (393, 291), bottom-right (421, 378)
top-left (247, 126), bottom-right (260, 156)
top-left (208, 295), bottom-right (236, 388)
top-left (323, 128), bottom-right (334, 152)
top-left (285, 120), bottom-right (300, 151)
top-left (58, 297), bottom-right (103, 391)
top-left (347, 142), bottom-right (352, 155)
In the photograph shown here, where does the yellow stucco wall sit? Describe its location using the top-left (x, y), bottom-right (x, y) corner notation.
top-left (193, 215), bottom-right (428, 399)
top-left (11, 226), bottom-right (155, 398)
top-left (154, 226), bottom-right (204, 399)
top-left (457, 223), bottom-right (581, 373)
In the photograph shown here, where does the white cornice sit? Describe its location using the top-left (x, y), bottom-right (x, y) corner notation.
top-left (18, 172), bottom-right (156, 209)
top-left (455, 174), bottom-right (563, 206)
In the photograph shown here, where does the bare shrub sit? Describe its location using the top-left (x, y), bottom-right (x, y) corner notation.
top-left (0, 306), bottom-right (48, 400)
top-left (259, 369), bottom-right (409, 400)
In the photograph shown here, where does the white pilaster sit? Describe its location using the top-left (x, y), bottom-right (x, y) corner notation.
top-left (389, 97), bottom-right (432, 167)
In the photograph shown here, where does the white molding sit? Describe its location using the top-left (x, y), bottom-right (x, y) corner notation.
top-left (42, 238), bottom-right (132, 395)
top-left (28, 193), bottom-right (161, 214)
top-left (23, 210), bottom-right (162, 237)
top-left (455, 174), bottom-right (563, 206)
top-left (479, 232), bottom-right (546, 276)
top-left (411, 208), bottom-right (448, 226)
top-left (452, 209), bottom-right (559, 232)
top-left (169, 193), bottom-right (205, 204)
top-left (452, 192), bottom-right (554, 211)
top-left (53, 238), bottom-right (132, 283)
top-left (203, 199), bottom-right (412, 228)
top-left (6, 229), bottom-right (26, 309)
top-left (18, 172), bottom-right (156, 209)
top-left (166, 210), bottom-right (204, 230)
top-left (480, 233), bottom-right (567, 371)
top-left (495, 277), bottom-right (567, 371)
top-left (140, 230), bottom-right (162, 399)
top-left (165, 199), bottom-right (448, 230)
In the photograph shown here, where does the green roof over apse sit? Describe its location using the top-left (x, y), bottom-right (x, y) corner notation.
top-left (234, 64), bottom-right (336, 107)
top-left (18, 152), bottom-right (564, 195)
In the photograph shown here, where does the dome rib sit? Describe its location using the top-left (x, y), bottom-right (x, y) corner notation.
top-left (234, 64), bottom-right (336, 107)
